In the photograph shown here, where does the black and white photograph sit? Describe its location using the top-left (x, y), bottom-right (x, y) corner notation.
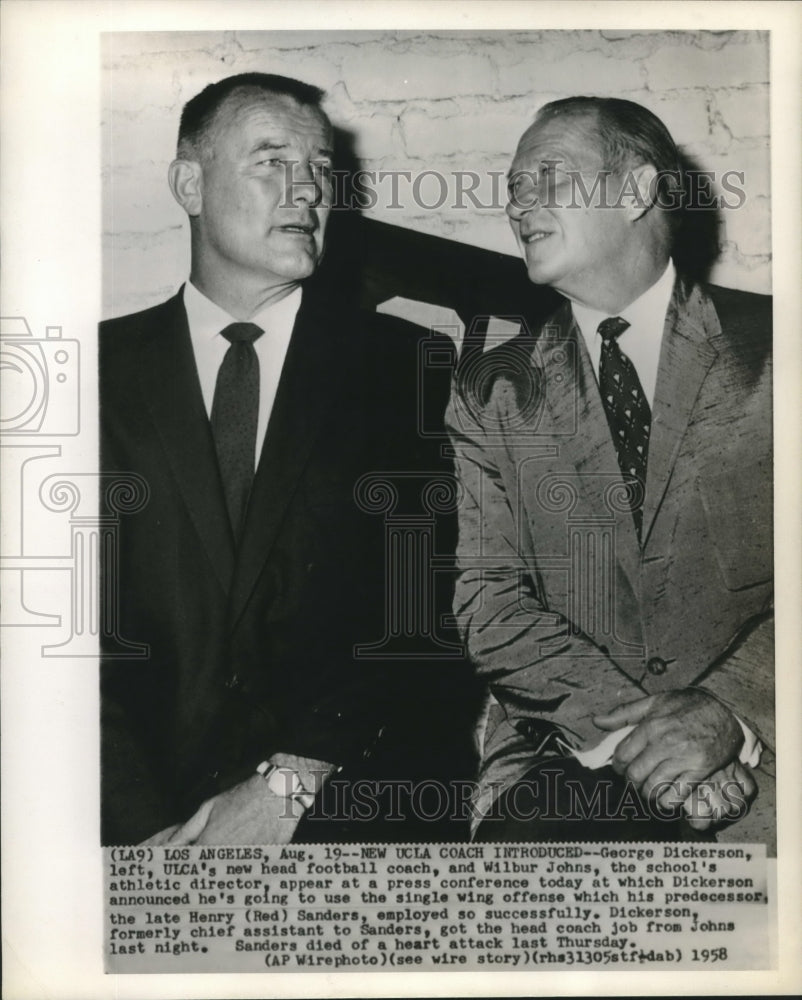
top-left (2, 1), bottom-right (800, 997)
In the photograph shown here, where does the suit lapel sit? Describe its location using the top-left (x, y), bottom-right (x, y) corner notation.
top-left (641, 278), bottom-right (718, 543)
top-left (539, 305), bottom-right (642, 589)
top-left (138, 291), bottom-right (235, 593)
top-left (227, 292), bottom-right (346, 627)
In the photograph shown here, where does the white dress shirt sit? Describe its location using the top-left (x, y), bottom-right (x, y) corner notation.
top-left (571, 260), bottom-right (676, 407)
top-left (183, 280), bottom-right (301, 468)
top-left (182, 281), bottom-right (334, 801)
top-left (569, 261), bottom-right (760, 768)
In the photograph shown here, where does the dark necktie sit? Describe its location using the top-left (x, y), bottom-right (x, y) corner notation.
top-left (597, 316), bottom-right (651, 540)
top-left (211, 322), bottom-right (264, 541)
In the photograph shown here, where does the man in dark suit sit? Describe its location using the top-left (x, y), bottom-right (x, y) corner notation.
top-left (101, 72), bottom-right (473, 845)
top-left (447, 97), bottom-right (774, 847)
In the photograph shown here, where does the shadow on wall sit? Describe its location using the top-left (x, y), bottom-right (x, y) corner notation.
top-left (673, 150), bottom-right (723, 285)
top-left (317, 126), bottom-right (562, 330)
top-left (314, 131), bottom-right (724, 339)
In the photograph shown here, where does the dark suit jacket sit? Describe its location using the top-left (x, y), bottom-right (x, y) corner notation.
top-left (447, 276), bottom-right (774, 846)
top-left (100, 283), bottom-right (475, 844)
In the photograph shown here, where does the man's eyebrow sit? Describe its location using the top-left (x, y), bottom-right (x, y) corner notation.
top-left (507, 154), bottom-right (576, 180)
top-left (248, 140), bottom-right (334, 159)
top-left (250, 140), bottom-right (290, 155)
top-left (506, 162), bottom-right (542, 180)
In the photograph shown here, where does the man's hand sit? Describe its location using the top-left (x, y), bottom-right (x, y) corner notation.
top-left (683, 760), bottom-right (757, 830)
top-left (593, 688), bottom-right (743, 801)
top-left (652, 758), bottom-right (757, 828)
top-left (141, 823), bottom-right (183, 846)
top-left (142, 774), bottom-right (305, 846)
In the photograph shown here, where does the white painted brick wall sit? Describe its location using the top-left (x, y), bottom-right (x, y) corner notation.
top-left (341, 48), bottom-right (497, 102)
top-left (103, 29), bottom-right (771, 316)
top-left (496, 48), bottom-right (646, 96)
top-left (646, 35), bottom-right (769, 91)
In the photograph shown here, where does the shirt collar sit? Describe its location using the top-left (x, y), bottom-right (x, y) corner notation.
top-left (183, 280), bottom-right (303, 343)
top-left (571, 260), bottom-right (676, 347)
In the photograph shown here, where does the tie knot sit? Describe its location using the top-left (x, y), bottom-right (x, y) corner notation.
top-left (220, 322), bottom-right (264, 345)
top-left (598, 316), bottom-right (630, 342)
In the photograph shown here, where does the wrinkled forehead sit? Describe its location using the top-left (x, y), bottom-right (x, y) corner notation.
top-left (209, 88), bottom-right (333, 151)
top-left (511, 112), bottom-right (605, 173)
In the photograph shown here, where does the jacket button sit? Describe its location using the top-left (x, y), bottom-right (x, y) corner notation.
top-left (646, 656), bottom-right (667, 676)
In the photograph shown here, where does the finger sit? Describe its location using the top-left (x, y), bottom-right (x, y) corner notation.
top-left (728, 761), bottom-right (757, 801)
top-left (653, 782), bottom-right (685, 813)
top-left (615, 711), bottom-right (714, 777)
top-left (594, 695), bottom-right (655, 730)
top-left (683, 783), bottom-right (716, 829)
top-left (619, 745), bottom-right (678, 792)
top-left (644, 762), bottom-right (694, 805)
top-left (714, 790), bottom-right (746, 821)
top-left (714, 764), bottom-right (757, 821)
top-left (140, 823), bottom-right (181, 846)
top-left (167, 798), bottom-right (215, 845)
top-left (653, 768), bottom-right (707, 810)
top-left (683, 771), bottom-right (746, 827)
top-left (610, 723), bottom-right (650, 770)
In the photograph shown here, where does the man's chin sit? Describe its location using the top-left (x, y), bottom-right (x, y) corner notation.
top-left (520, 244), bottom-right (559, 286)
top-left (269, 254), bottom-right (321, 282)
top-left (524, 261), bottom-right (557, 287)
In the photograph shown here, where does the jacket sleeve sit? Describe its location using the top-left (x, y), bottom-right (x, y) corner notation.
top-left (696, 612), bottom-right (775, 752)
top-left (695, 284), bottom-right (775, 751)
top-left (101, 665), bottom-right (179, 844)
top-left (446, 376), bottom-right (646, 750)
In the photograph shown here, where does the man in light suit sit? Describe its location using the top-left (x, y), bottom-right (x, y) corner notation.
top-left (101, 73), bottom-right (474, 845)
top-left (447, 97), bottom-right (774, 846)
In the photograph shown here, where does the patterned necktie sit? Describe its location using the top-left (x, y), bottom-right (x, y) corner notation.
top-left (597, 316), bottom-right (651, 540)
top-left (211, 322), bottom-right (264, 541)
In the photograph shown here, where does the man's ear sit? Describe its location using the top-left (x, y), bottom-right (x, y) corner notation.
top-left (619, 162), bottom-right (658, 221)
top-left (168, 158), bottom-right (203, 217)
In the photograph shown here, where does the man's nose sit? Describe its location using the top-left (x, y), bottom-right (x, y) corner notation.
top-left (286, 161), bottom-right (323, 207)
top-left (505, 191), bottom-right (536, 221)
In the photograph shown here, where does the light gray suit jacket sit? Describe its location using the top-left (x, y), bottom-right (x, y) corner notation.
top-left (447, 276), bottom-right (774, 846)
